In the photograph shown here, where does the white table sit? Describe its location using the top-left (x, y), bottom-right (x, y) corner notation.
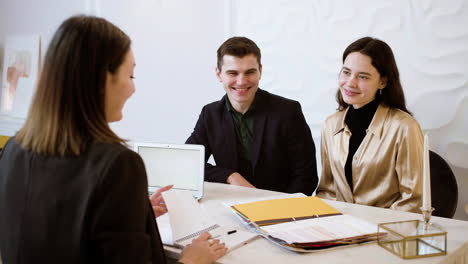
top-left (163, 182), bottom-right (468, 264)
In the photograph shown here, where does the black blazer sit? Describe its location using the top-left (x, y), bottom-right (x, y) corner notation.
top-left (186, 89), bottom-right (318, 195)
top-left (0, 139), bottom-right (166, 264)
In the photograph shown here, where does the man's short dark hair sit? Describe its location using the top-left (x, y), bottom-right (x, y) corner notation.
top-left (217, 36), bottom-right (261, 69)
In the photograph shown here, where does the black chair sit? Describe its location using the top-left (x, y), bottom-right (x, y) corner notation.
top-left (430, 150), bottom-right (458, 218)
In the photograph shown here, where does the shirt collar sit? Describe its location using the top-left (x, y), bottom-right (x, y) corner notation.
top-left (225, 90), bottom-right (258, 115)
top-left (333, 107), bottom-right (350, 136)
top-left (367, 104), bottom-right (389, 139)
top-left (333, 104), bottom-right (389, 140)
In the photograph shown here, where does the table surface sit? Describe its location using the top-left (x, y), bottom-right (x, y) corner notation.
top-left (162, 182), bottom-right (468, 264)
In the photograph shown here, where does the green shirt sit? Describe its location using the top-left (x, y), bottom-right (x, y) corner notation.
top-left (225, 98), bottom-right (256, 165)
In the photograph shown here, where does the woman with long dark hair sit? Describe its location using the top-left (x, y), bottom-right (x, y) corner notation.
top-left (316, 37), bottom-right (424, 213)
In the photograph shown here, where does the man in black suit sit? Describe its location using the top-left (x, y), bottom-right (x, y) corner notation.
top-left (186, 37), bottom-right (318, 195)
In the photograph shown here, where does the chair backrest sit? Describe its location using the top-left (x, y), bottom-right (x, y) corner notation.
top-left (430, 150), bottom-right (458, 218)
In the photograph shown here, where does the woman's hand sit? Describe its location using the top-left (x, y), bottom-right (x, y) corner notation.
top-left (149, 185), bottom-right (173, 217)
top-left (179, 232), bottom-right (227, 264)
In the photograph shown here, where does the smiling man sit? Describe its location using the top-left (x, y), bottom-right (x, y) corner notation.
top-left (186, 37), bottom-right (318, 195)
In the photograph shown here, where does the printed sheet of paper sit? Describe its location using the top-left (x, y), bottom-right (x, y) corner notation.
top-left (162, 190), bottom-right (214, 242)
top-left (162, 190), bottom-right (258, 252)
top-left (261, 214), bottom-right (378, 244)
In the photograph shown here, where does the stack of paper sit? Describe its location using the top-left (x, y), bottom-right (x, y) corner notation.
top-left (161, 190), bottom-right (258, 253)
top-left (231, 197), bottom-right (383, 252)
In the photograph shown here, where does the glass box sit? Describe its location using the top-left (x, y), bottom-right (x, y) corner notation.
top-left (378, 220), bottom-right (447, 259)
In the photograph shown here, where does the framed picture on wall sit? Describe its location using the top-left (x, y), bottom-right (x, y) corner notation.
top-left (0, 35), bottom-right (41, 119)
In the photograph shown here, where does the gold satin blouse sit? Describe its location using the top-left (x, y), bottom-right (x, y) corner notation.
top-left (316, 104), bottom-right (424, 213)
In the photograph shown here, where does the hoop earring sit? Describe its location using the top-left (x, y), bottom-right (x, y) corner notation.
top-left (379, 89), bottom-right (382, 96)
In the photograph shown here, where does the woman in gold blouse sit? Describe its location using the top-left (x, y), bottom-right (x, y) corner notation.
top-left (316, 37), bottom-right (424, 213)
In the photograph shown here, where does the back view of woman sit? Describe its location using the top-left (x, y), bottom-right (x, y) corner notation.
top-left (0, 15), bottom-right (225, 263)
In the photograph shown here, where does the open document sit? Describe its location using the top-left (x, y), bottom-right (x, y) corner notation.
top-left (161, 190), bottom-right (258, 252)
top-left (230, 196), bottom-right (384, 252)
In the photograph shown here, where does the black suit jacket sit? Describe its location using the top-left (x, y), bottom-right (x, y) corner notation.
top-left (0, 139), bottom-right (166, 264)
top-left (186, 89), bottom-right (318, 195)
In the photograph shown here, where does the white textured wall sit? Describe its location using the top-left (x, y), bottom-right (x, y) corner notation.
top-left (97, 0), bottom-right (226, 143)
top-left (228, 0), bottom-right (468, 220)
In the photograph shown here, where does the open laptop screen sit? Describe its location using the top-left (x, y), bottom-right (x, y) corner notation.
top-left (134, 143), bottom-right (205, 199)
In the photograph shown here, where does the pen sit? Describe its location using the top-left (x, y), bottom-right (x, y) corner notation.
top-left (227, 230), bottom-right (237, 235)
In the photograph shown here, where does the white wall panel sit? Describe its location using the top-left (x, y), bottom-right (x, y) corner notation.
top-left (97, 0), bottom-right (226, 143)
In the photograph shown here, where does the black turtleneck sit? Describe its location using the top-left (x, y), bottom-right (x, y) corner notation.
top-left (344, 98), bottom-right (379, 191)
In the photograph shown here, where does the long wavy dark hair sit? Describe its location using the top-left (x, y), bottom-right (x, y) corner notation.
top-left (336, 37), bottom-right (411, 115)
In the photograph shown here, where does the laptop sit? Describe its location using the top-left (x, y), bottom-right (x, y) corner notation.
top-left (133, 142), bottom-right (205, 200)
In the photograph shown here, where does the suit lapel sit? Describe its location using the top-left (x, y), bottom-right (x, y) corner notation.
top-left (252, 114), bottom-right (265, 169)
top-left (251, 91), bottom-right (266, 169)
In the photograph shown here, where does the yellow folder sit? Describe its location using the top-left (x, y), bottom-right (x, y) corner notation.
top-left (232, 196), bottom-right (341, 226)
top-left (0, 135), bottom-right (11, 149)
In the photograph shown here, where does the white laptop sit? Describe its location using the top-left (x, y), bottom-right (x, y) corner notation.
top-left (133, 142), bottom-right (205, 200)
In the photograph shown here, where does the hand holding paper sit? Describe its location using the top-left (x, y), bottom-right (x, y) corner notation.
top-left (179, 232), bottom-right (227, 264)
top-left (161, 190), bottom-right (258, 253)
